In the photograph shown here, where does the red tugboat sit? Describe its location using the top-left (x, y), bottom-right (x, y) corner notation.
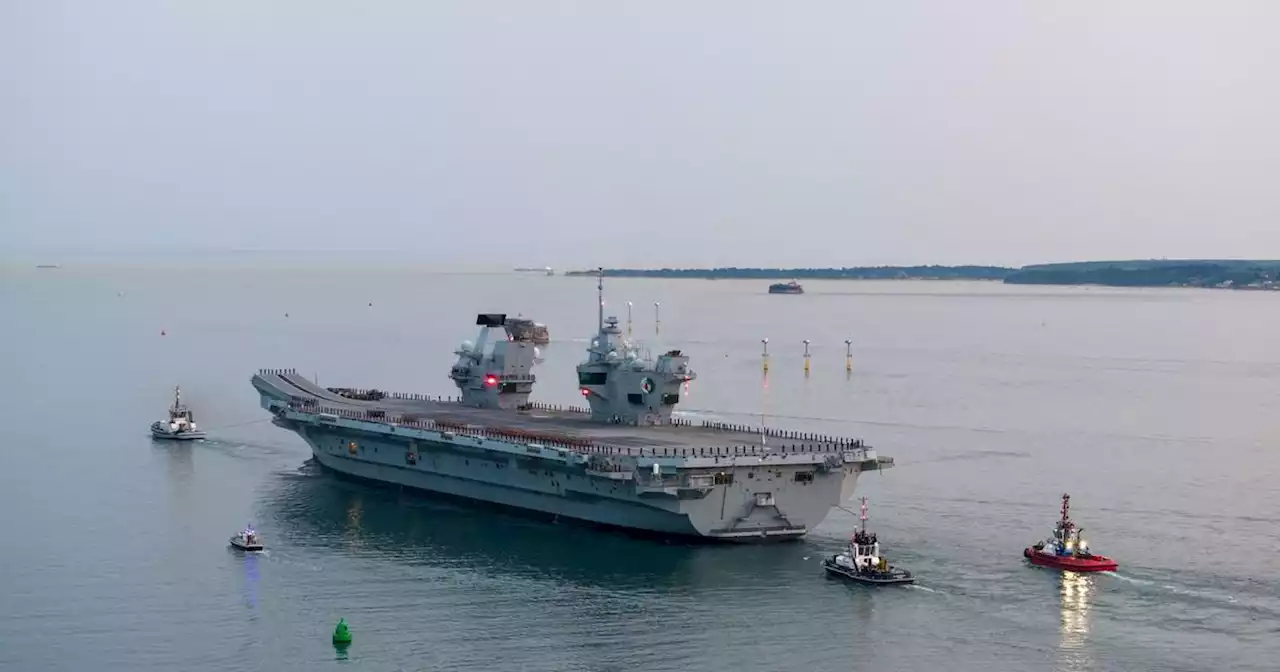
top-left (1024, 493), bottom-right (1118, 572)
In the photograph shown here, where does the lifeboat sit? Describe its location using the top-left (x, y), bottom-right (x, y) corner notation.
top-left (1023, 493), bottom-right (1117, 572)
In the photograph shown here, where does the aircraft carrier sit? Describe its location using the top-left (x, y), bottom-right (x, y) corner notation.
top-left (251, 272), bottom-right (893, 541)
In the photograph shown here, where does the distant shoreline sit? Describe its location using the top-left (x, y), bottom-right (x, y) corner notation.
top-left (564, 266), bottom-right (1012, 281)
top-left (566, 261), bottom-right (1280, 290)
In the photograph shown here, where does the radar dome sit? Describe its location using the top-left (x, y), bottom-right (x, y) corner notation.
top-left (533, 347), bottom-right (542, 359)
top-left (460, 340), bottom-right (474, 351)
top-left (607, 350), bottom-right (620, 361)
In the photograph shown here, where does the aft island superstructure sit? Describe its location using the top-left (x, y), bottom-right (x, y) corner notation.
top-left (251, 273), bottom-right (893, 541)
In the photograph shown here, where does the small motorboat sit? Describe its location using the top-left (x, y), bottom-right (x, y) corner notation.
top-left (822, 497), bottom-right (915, 586)
top-left (229, 524), bottom-right (264, 551)
top-left (150, 386), bottom-right (207, 440)
top-left (1024, 493), bottom-right (1117, 572)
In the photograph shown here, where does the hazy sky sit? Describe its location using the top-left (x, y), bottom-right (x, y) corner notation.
top-left (3, 2), bottom-right (1277, 267)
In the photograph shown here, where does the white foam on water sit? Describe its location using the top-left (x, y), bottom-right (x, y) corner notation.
top-left (1108, 572), bottom-right (1242, 607)
top-left (1103, 571), bottom-right (1153, 586)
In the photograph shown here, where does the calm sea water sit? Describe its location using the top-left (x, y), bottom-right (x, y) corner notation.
top-left (1, 266), bottom-right (1277, 672)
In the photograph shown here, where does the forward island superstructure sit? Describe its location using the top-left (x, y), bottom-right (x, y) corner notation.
top-left (251, 272), bottom-right (893, 541)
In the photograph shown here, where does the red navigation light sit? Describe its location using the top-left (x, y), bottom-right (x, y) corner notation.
top-left (484, 375), bottom-right (498, 387)
top-left (580, 388), bottom-right (590, 397)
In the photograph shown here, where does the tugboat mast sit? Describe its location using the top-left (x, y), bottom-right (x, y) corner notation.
top-left (1060, 492), bottom-right (1074, 538)
top-left (860, 496), bottom-right (868, 534)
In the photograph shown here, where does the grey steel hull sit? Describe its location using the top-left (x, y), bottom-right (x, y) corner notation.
top-left (311, 449), bottom-right (705, 537)
top-left (280, 417), bottom-right (868, 542)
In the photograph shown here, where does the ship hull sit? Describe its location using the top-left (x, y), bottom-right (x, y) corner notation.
top-left (311, 450), bottom-right (715, 539)
top-left (151, 429), bottom-right (206, 441)
top-left (1023, 547), bottom-right (1117, 572)
top-left (287, 424), bottom-right (862, 543)
top-left (821, 558), bottom-right (915, 585)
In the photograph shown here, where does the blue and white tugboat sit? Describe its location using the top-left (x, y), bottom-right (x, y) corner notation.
top-left (150, 386), bottom-right (207, 440)
top-left (229, 524), bottom-right (264, 551)
top-left (822, 497), bottom-right (914, 585)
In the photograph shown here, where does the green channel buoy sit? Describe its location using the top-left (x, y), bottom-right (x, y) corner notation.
top-left (333, 618), bottom-right (352, 645)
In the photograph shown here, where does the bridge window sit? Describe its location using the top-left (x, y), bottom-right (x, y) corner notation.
top-left (661, 393), bottom-right (679, 405)
top-left (794, 471), bottom-right (814, 483)
top-left (713, 472), bottom-right (734, 486)
top-left (578, 372), bottom-right (607, 386)
top-left (627, 393), bottom-right (644, 405)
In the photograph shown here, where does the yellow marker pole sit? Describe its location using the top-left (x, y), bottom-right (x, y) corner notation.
top-left (761, 338), bottom-right (770, 373)
top-left (845, 339), bottom-right (853, 374)
top-left (803, 340), bottom-right (811, 377)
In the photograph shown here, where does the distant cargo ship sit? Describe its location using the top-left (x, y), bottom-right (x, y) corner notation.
top-left (768, 280), bottom-right (804, 294)
top-left (504, 317), bottom-right (550, 345)
top-left (515, 266), bottom-right (555, 276)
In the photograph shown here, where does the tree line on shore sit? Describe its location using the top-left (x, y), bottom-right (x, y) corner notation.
top-left (565, 260), bottom-right (1280, 288)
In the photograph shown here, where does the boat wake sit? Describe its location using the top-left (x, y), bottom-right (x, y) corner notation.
top-left (1159, 582), bottom-right (1240, 605)
top-left (259, 552), bottom-right (325, 573)
top-left (1102, 570), bottom-right (1280, 626)
top-left (198, 437), bottom-right (306, 460)
top-left (1102, 571), bottom-right (1154, 586)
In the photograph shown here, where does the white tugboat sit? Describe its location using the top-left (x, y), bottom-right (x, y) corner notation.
top-left (229, 524), bottom-right (264, 551)
top-left (822, 497), bottom-right (914, 585)
top-left (151, 386), bottom-right (207, 440)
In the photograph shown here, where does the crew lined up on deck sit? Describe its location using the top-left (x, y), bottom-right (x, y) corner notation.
top-left (282, 399), bottom-right (867, 458)
top-left (280, 385), bottom-right (863, 448)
